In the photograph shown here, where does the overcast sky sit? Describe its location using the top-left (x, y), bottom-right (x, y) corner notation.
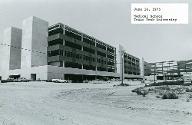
top-left (0, 0), bottom-right (191, 63)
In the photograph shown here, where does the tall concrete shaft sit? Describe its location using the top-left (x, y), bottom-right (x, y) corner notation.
top-left (21, 16), bottom-right (48, 70)
top-left (0, 27), bottom-right (22, 79)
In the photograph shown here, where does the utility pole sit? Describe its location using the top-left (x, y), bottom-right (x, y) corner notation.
top-left (167, 61), bottom-right (174, 80)
top-left (153, 63), bottom-right (156, 83)
top-left (141, 58), bottom-right (145, 83)
top-left (119, 44), bottom-right (124, 85)
top-left (185, 61), bottom-right (187, 73)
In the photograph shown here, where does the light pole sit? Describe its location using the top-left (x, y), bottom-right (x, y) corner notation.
top-left (121, 52), bottom-right (124, 85)
top-left (153, 63), bottom-right (156, 83)
top-left (158, 61), bottom-right (165, 81)
top-left (167, 61), bottom-right (174, 80)
top-left (119, 44), bottom-right (124, 85)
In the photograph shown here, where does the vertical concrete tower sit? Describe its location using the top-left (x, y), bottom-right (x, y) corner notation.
top-left (21, 16), bottom-right (48, 70)
top-left (0, 27), bottom-right (22, 79)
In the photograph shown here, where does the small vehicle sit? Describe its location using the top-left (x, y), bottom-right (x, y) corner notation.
top-left (83, 80), bottom-right (89, 83)
top-left (7, 78), bottom-right (15, 82)
top-left (52, 79), bottom-right (68, 83)
top-left (16, 77), bottom-right (30, 82)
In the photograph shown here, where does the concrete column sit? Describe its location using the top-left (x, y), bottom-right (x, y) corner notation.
top-left (21, 16), bottom-right (48, 79)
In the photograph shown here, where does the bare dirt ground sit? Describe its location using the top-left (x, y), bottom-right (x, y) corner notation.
top-left (0, 81), bottom-right (191, 125)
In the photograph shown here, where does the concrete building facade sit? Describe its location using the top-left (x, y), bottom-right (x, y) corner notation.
top-left (0, 16), bottom-right (143, 82)
top-left (48, 23), bottom-right (116, 72)
top-left (123, 52), bottom-right (141, 79)
top-left (144, 61), bottom-right (152, 76)
top-left (47, 23), bottom-right (117, 81)
top-left (0, 27), bottom-right (22, 80)
top-left (21, 16), bottom-right (48, 68)
top-left (20, 16), bottom-right (48, 80)
top-left (116, 45), bottom-right (142, 80)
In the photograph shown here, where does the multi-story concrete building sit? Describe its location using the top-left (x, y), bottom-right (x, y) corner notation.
top-left (0, 17), bottom-right (49, 80)
top-left (47, 23), bottom-right (117, 81)
top-left (117, 45), bottom-right (142, 80)
top-left (0, 16), bottom-right (143, 82)
top-left (177, 60), bottom-right (192, 73)
top-left (144, 61), bottom-right (152, 76)
top-left (123, 52), bottom-right (141, 79)
top-left (145, 61), bottom-right (180, 80)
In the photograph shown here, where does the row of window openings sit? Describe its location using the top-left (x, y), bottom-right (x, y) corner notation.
top-left (124, 66), bottom-right (140, 69)
top-left (48, 50), bottom-right (114, 65)
top-left (124, 69), bottom-right (140, 72)
top-left (49, 40), bottom-right (114, 56)
top-left (124, 71), bottom-right (140, 75)
top-left (48, 61), bottom-right (114, 72)
top-left (124, 57), bottom-right (139, 62)
top-left (124, 60), bottom-right (139, 65)
top-left (48, 48), bottom-right (114, 59)
top-left (48, 29), bottom-right (115, 52)
top-left (124, 57), bottom-right (139, 61)
top-left (124, 64), bottom-right (140, 68)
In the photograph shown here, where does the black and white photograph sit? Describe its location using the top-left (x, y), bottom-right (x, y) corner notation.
top-left (0, 0), bottom-right (191, 124)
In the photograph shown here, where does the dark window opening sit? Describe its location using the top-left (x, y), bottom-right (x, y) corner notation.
top-left (107, 61), bottom-right (114, 65)
top-left (97, 58), bottom-right (106, 64)
top-left (65, 62), bottom-right (82, 69)
top-left (97, 67), bottom-right (107, 71)
top-left (83, 46), bottom-right (95, 54)
top-left (108, 68), bottom-right (115, 72)
top-left (83, 55), bottom-right (95, 62)
top-left (83, 37), bottom-right (95, 46)
top-left (96, 43), bottom-right (106, 50)
top-left (107, 47), bottom-right (115, 53)
top-left (65, 51), bottom-right (82, 59)
top-left (48, 50), bottom-right (63, 57)
top-left (48, 39), bottom-right (63, 46)
top-left (83, 64), bottom-right (96, 70)
top-left (107, 54), bottom-right (114, 59)
top-left (65, 30), bottom-right (81, 41)
top-left (97, 51), bottom-right (106, 57)
top-left (65, 40), bottom-right (82, 50)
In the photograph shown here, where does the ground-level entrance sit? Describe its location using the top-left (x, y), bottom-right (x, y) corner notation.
top-left (31, 74), bottom-right (36, 81)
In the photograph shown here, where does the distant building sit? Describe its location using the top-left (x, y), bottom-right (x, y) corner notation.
top-left (177, 59), bottom-right (192, 74)
top-left (116, 45), bottom-right (142, 80)
top-left (144, 61), bottom-right (152, 76)
top-left (123, 52), bottom-right (141, 79)
top-left (145, 60), bottom-right (180, 80)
